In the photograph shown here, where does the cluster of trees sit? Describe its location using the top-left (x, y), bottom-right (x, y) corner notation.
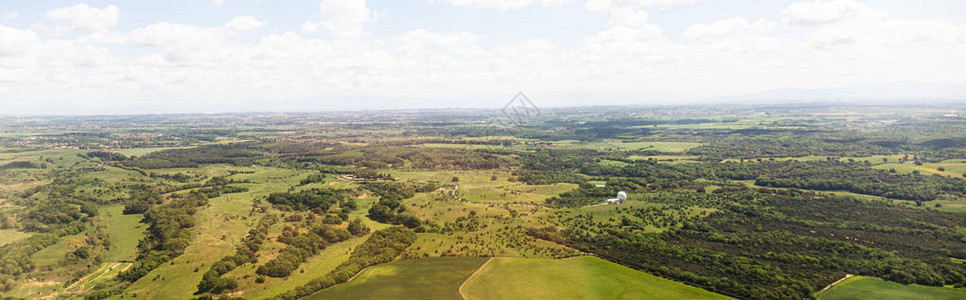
top-left (118, 190), bottom-right (213, 282)
top-left (123, 191), bottom-right (163, 214)
top-left (256, 224), bottom-right (359, 278)
top-left (276, 227), bottom-right (416, 300)
top-left (265, 188), bottom-right (351, 211)
top-left (298, 173), bottom-right (325, 185)
top-left (197, 214), bottom-right (279, 294)
top-left (83, 151), bottom-right (128, 162)
top-left (363, 182), bottom-right (422, 228)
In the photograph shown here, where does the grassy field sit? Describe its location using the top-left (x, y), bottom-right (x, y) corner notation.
top-left (462, 256), bottom-right (730, 300)
top-left (100, 205), bottom-right (146, 262)
top-left (0, 228), bottom-right (32, 247)
top-left (818, 276), bottom-right (966, 300)
top-left (307, 257), bottom-right (488, 300)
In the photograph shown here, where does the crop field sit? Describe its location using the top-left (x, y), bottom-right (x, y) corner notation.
top-left (461, 256), bottom-right (731, 300)
top-left (817, 276), bottom-right (966, 300)
top-left (308, 257), bottom-right (488, 300)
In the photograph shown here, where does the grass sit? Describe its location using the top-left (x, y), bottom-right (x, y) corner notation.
top-left (0, 229), bottom-right (32, 247)
top-left (306, 257), bottom-right (489, 300)
top-left (100, 205), bottom-right (146, 262)
top-left (818, 276), bottom-right (966, 300)
top-left (462, 256), bottom-right (731, 300)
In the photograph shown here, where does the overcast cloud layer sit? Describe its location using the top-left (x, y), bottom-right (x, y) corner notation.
top-left (1, 0), bottom-right (965, 114)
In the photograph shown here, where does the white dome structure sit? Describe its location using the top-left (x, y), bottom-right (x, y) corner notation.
top-left (617, 191), bottom-right (627, 202)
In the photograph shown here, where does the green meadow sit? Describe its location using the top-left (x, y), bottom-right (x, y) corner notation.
top-left (462, 256), bottom-right (731, 300)
top-left (818, 276), bottom-right (966, 300)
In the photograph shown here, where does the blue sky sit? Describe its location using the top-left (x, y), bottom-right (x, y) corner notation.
top-left (1, 0), bottom-right (965, 114)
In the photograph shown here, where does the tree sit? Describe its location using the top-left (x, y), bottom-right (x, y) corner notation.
top-left (452, 176), bottom-right (460, 182)
top-left (347, 218), bottom-right (370, 236)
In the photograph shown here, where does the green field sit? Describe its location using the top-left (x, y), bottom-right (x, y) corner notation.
top-left (308, 257), bottom-right (488, 300)
top-left (100, 205), bottom-right (146, 261)
top-left (462, 256), bottom-right (730, 300)
top-left (818, 276), bottom-right (966, 300)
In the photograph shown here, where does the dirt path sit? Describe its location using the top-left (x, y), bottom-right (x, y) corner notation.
top-left (459, 257), bottom-right (494, 300)
top-left (345, 265), bottom-right (372, 283)
top-left (819, 274), bottom-right (854, 294)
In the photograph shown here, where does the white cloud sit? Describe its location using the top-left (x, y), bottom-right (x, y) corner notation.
top-left (224, 16), bottom-right (264, 31)
top-left (0, 25), bottom-right (41, 57)
top-left (3, 0), bottom-right (966, 114)
top-left (213, 0), bottom-right (227, 7)
top-left (44, 3), bottom-right (119, 34)
top-left (430, 0), bottom-right (569, 11)
top-left (2, 11), bottom-right (17, 20)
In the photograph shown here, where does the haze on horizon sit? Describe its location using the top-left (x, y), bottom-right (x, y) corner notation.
top-left (1, 0), bottom-right (965, 115)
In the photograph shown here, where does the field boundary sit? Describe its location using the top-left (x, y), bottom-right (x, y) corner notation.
top-left (818, 274), bottom-right (854, 295)
top-left (459, 257), bottom-right (493, 300)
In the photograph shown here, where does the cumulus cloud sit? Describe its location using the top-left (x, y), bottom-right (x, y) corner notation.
top-left (430, 0), bottom-right (569, 11)
top-left (44, 3), bottom-right (119, 34)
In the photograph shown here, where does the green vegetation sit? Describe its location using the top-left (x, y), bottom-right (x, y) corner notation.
top-left (463, 256), bottom-right (730, 300)
top-left (818, 276), bottom-right (966, 300)
top-left (309, 257), bottom-right (488, 300)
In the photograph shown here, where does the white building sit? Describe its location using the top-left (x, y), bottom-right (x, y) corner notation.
top-left (605, 191), bottom-right (627, 204)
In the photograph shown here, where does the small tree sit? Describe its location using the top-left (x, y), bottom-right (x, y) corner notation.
top-left (491, 175), bottom-right (498, 181)
top-left (451, 176), bottom-right (460, 182)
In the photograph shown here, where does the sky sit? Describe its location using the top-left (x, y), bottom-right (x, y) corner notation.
top-left (1, 0), bottom-right (965, 115)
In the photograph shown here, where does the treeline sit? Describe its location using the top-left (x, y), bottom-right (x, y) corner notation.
top-left (197, 214), bottom-right (279, 294)
top-left (122, 143), bottom-right (262, 169)
top-left (306, 146), bottom-right (506, 169)
top-left (274, 227), bottom-right (416, 300)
